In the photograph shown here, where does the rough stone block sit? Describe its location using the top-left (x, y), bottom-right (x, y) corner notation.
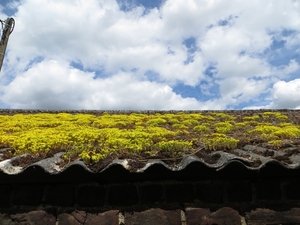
top-left (165, 183), bottom-right (194, 203)
top-left (108, 184), bottom-right (139, 206)
top-left (0, 213), bottom-right (12, 224)
top-left (255, 179), bottom-right (281, 201)
top-left (227, 181), bottom-right (252, 202)
top-left (139, 183), bottom-right (163, 204)
top-left (246, 208), bottom-right (300, 224)
top-left (77, 184), bottom-right (105, 207)
top-left (185, 208), bottom-right (211, 224)
top-left (45, 184), bottom-right (74, 207)
top-left (195, 182), bottom-right (224, 203)
top-left (9, 210), bottom-right (56, 225)
top-left (58, 210), bottom-right (119, 225)
top-left (85, 211), bottom-right (119, 225)
top-left (12, 184), bottom-right (44, 206)
top-left (58, 213), bottom-right (81, 225)
top-left (125, 208), bottom-right (181, 225)
top-left (186, 207), bottom-right (242, 225)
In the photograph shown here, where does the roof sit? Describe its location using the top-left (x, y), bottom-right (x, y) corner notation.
top-left (0, 109), bottom-right (300, 175)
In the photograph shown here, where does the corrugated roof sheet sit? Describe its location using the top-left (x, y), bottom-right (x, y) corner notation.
top-left (1, 147), bottom-right (300, 175)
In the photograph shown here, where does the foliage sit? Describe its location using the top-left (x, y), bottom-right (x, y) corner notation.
top-left (202, 133), bottom-right (239, 150)
top-left (243, 115), bottom-right (260, 121)
top-left (154, 140), bottom-right (192, 157)
top-left (268, 140), bottom-right (283, 149)
top-left (210, 112), bottom-right (236, 121)
top-left (249, 124), bottom-right (300, 141)
top-left (0, 111), bottom-right (298, 163)
top-left (193, 125), bottom-right (209, 133)
top-left (214, 122), bottom-right (233, 133)
top-left (262, 112), bottom-right (288, 120)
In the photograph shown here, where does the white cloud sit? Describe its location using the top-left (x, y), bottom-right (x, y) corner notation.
top-left (285, 32), bottom-right (300, 51)
top-left (219, 77), bottom-right (271, 104)
top-left (1, 0), bottom-right (300, 110)
top-left (0, 60), bottom-right (210, 110)
top-left (6, 0), bottom-right (207, 85)
top-left (268, 79), bottom-right (300, 109)
top-left (272, 59), bottom-right (300, 77)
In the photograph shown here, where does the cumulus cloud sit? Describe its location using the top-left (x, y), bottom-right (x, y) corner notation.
top-left (1, 0), bottom-right (300, 109)
top-left (268, 79), bottom-right (300, 109)
top-left (0, 60), bottom-right (208, 110)
top-left (219, 77), bottom-right (271, 104)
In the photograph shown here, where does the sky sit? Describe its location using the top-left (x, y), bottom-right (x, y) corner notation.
top-left (0, 0), bottom-right (300, 110)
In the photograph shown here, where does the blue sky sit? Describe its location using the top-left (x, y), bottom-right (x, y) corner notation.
top-left (0, 0), bottom-right (300, 110)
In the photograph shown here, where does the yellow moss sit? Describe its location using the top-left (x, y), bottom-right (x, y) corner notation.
top-left (172, 123), bottom-right (188, 130)
top-left (214, 122), bottom-right (233, 133)
top-left (199, 115), bottom-right (216, 122)
top-left (251, 125), bottom-right (281, 134)
top-left (249, 124), bottom-right (300, 140)
top-left (146, 118), bottom-right (167, 126)
top-left (193, 125), bottom-right (209, 133)
top-left (262, 112), bottom-right (276, 118)
top-left (154, 140), bottom-right (192, 157)
top-left (0, 111), bottom-right (298, 163)
top-left (262, 112), bottom-right (288, 120)
top-left (243, 115), bottom-right (260, 121)
top-left (235, 122), bottom-right (247, 127)
top-left (182, 119), bottom-right (200, 126)
top-left (260, 133), bottom-right (277, 141)
top-left (276, 114), bottom-right (288, 120)
top-left (268, 140), bottom-right (283, 149)
top-left (279, 122), bottom-right (293, 127)
top-left (202, 133), bottom-right (239, 150)
top-left (166, 118), bottom-right (180, 124)
top-left (274, 126), bottom-right (300, 139)
top-left (210, 112), bottom-right (236, 121)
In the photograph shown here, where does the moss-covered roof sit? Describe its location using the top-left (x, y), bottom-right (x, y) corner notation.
top-left (0, 109), bottom-right (300, 173)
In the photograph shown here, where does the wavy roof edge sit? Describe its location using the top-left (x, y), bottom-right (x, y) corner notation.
top-left (1, 150), bottom-right (300, 175)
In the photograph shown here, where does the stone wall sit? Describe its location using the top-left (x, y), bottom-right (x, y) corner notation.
top-left (0, 208), bottom-right (250, 225)
top-left (1, 178), bottom-right (300, 224)
top-left (1, 161), bottom-right (300, 224)
top-left (1, 207), bottom-right (300, 224)
top-left (1, 178), bottom-right (300, 210)
top-left (3, 177), bottom-right (300, 207)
